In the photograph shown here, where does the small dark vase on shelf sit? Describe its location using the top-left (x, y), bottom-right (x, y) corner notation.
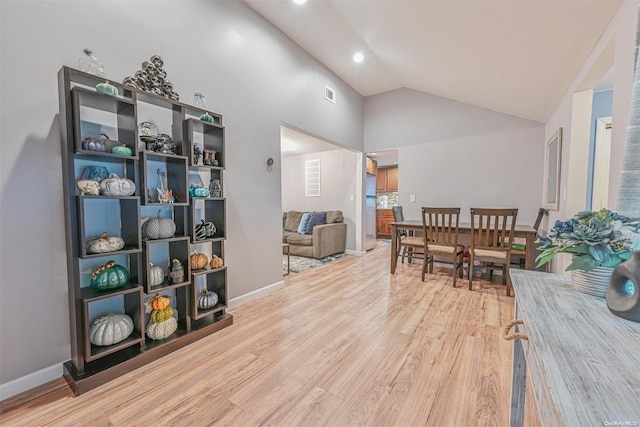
top-left (606, 251), bottom-right (640, 323)
top-left (209, 179), bottom-right (221, 198)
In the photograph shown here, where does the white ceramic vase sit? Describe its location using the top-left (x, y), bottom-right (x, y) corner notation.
top-left (571, 266), bottom-right (615, 298)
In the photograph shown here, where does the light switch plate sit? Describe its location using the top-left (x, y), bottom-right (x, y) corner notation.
top-left (410, 194), bottom-right (416, 202)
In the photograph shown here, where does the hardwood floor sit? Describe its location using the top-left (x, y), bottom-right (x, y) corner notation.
top-left (1, 242), bottom-right (532, 426)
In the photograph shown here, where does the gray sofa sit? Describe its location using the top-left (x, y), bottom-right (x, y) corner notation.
top-left (283, 210), bottom-right (347, 259)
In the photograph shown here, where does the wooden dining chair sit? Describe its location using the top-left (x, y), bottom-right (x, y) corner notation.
top-left (421, 207), bottom-right (465, 286)
top-left (510, 208), bottom-right (548, 269)
top-left (469, 208), bottom-right (518, 296)
top-left (393, 206), bottom-right (424, 264)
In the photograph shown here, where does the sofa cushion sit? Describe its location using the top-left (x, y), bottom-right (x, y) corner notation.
top-left (326, 210), bottom-right (344, 224)
top-left (297, 212), bottom-right (311, 234)
top-left (286, 232), bottom-right (313, 246)
top-left (282, 230), bottom-right (297, 243)
top-left (306, 211), bottom-right (327, 234)
top-left (284, 210), bottom-right (305, 232)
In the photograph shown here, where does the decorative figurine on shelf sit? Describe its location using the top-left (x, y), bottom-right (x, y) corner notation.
top-left (151, 134), bottom-right (176, 154)
top-left (138, 121), bottom-right (159, 151)
top-left (78, 48), bottom-right (105, 77)
top-left (122, 55), bottom-right (180, 100)
top-left (156, 169), bottom-right (174, 203)
top-left (193, 144), bottom-right (202, 165)
top-left (81, 132), bottom-right (118, 152)
top-left (209, 179), bottom-right (221, 198)
top-left (203, 149), bottom-right (218, 166)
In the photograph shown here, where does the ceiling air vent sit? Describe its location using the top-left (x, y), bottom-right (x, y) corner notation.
top-left (324, 85), bottom-right (336, 104)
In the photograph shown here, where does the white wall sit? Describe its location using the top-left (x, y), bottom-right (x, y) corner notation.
top-left (281, 150), bottom-right (358, 250)
top-left (365, 88), bottom-right (545, 225)
top-left (0, 0), bottom-right (364, 393)
top-left (544, 0), bottom-right (639, 271)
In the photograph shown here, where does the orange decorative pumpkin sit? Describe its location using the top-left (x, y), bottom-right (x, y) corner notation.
top-left (190, 251), bottom-right (208, 270)
top-left (210, 254), bottom-right (224, 269)
top-left (149, 293), bottom-right (171, 311)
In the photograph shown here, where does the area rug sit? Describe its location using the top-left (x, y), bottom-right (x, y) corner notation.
top-left (283, 253), bottom-right (347, 274)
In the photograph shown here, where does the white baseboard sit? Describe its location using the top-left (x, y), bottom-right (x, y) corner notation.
top-left (228, 280), bottom-right (284, 308)
top-left (0, 363), bottom-right (62, 401)
top-left (346, 249), bottom-right (366, 256)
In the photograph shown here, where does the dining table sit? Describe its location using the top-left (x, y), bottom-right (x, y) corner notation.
top-left (390, 220), bottom-right (538, 274)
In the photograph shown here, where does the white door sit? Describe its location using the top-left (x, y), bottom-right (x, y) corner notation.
top-left (591, 117), bottom-right (612, 210)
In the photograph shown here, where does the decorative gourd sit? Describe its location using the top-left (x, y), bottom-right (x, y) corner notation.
top-left (100, 173), bottom-right (136, 196)
top-left (190, 251), bottom-right (208, 270)
top-left (188, 187), bottom-right (210, 198)
top-left (149, 263), bottom-right (164, 287)
top-left (141, 210), bottom-right (176, 240)
top-left (89, 313), bottom-right (134, 346)
top-left (150, 306), bottom-right (174, 323)
top-left (200, 112), bottom-right (214, 122)
top-left (86, 232), bottom-right (125, 254)
top-left (146, 316), bottom-right (178, 340)
top-left (96, 80), bottom-right (119, 96)
top-left (195, 220), bottom-right (216, 241)
top-left (76, 179), bottom-right (100, 195)
top-left (210, 254), bottom-right (224, 269)
top-left (198, 289), bottom-right (219, 310)
top-left (81, 137), bottom-right (106, 152)
top-left (149, 293), bottom-right (171, 311)
top-left (90, 260), bottom-right (129, 290)
top-left (111, 144), bottom-right (133, 156)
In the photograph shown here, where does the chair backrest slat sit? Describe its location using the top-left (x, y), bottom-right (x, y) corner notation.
top-left (470, 208), bottom-right (518, 255)
top-left (422, 207), bottom-right (460, 249)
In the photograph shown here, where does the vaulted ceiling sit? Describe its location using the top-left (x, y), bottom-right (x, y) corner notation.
top-left (246, 0), bottom-right (622, 123)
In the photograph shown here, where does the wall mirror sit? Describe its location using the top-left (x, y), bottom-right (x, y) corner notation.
top-left (544, 128), bottom-right (562, 210)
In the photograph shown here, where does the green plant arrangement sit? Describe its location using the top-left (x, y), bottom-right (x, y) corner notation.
top-left (537, 209), bottom-right (640, 271)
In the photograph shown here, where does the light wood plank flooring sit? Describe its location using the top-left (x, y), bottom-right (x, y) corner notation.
top-left (1, 242), bottom-right (530, 426)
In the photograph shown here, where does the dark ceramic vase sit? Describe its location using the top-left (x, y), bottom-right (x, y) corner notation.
top-left (606, 251), bottom-right (640, 323)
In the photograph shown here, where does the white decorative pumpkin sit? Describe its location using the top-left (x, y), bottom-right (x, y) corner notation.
top-left (86, 232), bottom-right (125, 254)
top-left (141, 210), bottom-right (176, 240)
top-left (149, 263), bottom-right (164, 287)
top-left (89, 313), bottom-right (134, 346)
top-left (99, 173), bottom-right (136, 196)
top-left (146, 317), bottom-right (178, 340)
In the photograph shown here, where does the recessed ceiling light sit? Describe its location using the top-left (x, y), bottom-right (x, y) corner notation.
top-left (292, 0), bottom-right (307, 4)
top-left (353, 52), bottom-right (364, 63)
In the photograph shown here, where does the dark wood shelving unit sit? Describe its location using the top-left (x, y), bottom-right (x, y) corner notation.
top-left (58, 65), bottom-right (232, 396)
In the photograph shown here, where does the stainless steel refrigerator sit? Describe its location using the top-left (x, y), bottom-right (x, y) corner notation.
top-left (365, 173), bottom-right (377, 250)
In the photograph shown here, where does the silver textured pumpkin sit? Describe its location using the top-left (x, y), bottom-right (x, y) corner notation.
top-left (198, 289), bottom-right (219, 310)
top-left (86, 232), bottom-right (125, 254)
top-left (89, 313), bottom-right (134, 346)
top-left (100, 173), bottom-right (136, 196)
top-left (149, 263), bottom-right (164, 287)
top-left (142, 210), bottom-right (176, 240)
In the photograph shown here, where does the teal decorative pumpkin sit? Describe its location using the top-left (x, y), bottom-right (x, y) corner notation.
top-left (200, 112), bottom-right (214, 122)
top-left (90, 260), bottom-right (129, 290)
top-left (96, 80), bottom-right (118, 96)
top-left (111, 144), bottom-right (133, 156)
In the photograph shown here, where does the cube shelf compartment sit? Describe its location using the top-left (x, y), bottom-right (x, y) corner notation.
top-left (192, 267), bottom-right (227, 320)
top-left (186, 119), bottom-right (225, 169)
top-left (139, 152), bottom-right (189, 205)
top-left (82, 286), bottom-right (144, 362)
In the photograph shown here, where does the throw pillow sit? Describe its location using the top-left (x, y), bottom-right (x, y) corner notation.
top-left (297, 212), bottom-right (311, 234)
top-left (284, 210), bottom-right (304, 232)
top-left (305, 211), bottom-right (327, 234)
top-left (326, 210), bottom-right (343, 224)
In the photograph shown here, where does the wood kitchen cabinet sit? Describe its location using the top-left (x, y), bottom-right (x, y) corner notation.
top-left (376, 166), bottom-right (398, 192)
top-left (376, 209), bottom-right (394, 238)
top-left (366, 157), bottom-right (377, 175)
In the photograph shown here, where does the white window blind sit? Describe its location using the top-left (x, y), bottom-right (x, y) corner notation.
top-left (305, 159), bottom-right (321, 197)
